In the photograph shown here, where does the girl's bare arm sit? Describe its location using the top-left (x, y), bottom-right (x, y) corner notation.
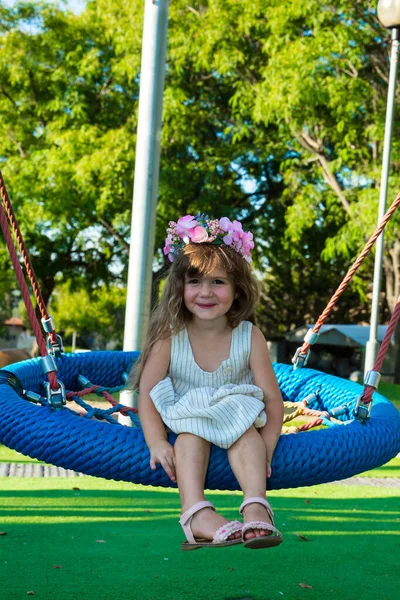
top-left (249, 326), bottom-right (284, 472)
top-left (138, 337), bottom-right (176, 481)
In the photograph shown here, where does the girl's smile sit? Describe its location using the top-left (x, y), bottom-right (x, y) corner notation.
top-left (184, 269), bottom-right (236, 322)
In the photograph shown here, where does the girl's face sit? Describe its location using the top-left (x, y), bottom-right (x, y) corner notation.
top-left (183, 268), bottom-right (236, 324)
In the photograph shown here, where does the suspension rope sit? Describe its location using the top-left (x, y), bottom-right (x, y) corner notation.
top-left (293, 191), bottom-right (400, 366)
top-left (0, 172), bottom-right (59, 391)
top-left (0, 171), bottom-right (57, 346)
top-left (361, 294), bottom-right (400, 405)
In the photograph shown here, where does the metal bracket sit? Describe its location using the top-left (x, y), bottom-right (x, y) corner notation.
top-left (43, 380), bottom-right (66, 410)
top-left (353, 395), bottom-right (372, 423)
top-left (292, 347), bottom-right (310, 369)
top-left (46, 334), bottom-right (64, 358)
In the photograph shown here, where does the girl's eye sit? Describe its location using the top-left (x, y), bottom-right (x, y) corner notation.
top-left (187, 278), bottom-right (200, 284)
top-left (213, 279), bottom-right (225, 285)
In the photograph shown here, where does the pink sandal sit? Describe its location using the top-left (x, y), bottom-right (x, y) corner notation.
top-left (240, 497), bottom-right (283, 549)
top-left (180, 500), bottom-right (243, 551)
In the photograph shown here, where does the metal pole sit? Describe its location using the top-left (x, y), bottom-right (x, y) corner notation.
top-left (120, 0), bottom-right (169, 418)
top-left (364, 27), bottom-right (400, 374)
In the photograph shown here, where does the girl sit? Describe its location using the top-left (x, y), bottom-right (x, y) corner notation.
top-left (132, 214), bottom-right (284, 551)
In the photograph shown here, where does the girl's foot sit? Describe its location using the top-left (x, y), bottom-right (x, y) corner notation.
top-left (239, 497), bottom-right (283, 549)
top-left (188, 506), bottom-right (242, 541)
top-left (241, 501), bottom-right (273, 541)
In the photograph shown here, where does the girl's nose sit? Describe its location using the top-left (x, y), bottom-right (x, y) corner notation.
top-left (199, 282), bottom-right (212, 296)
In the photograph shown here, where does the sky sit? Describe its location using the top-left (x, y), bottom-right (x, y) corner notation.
top-left (3, 0), bottom-right (87, 14)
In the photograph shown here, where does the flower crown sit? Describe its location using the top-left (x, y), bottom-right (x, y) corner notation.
top-left (163, 213), bottom-right (254, 263)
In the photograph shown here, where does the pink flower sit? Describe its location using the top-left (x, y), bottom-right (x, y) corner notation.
top-left (176, 215), bottom-right (197, 241)
top-left (223, 233), bottom-right (233, 245)
top-left (190, 226), bottom-right (209, 243)
top-left (219, 217), bottom-right (233, 232)
top-left (241, 231), bottom-right (254, 253)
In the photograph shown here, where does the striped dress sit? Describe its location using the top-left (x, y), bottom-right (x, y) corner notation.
top-left (149, 320), bottom-right (267, 449)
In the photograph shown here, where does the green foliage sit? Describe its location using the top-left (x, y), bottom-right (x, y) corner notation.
top-left (49, 282), bottom-right (126, 349)
top-left (1, 0), bottom-right (398, 344)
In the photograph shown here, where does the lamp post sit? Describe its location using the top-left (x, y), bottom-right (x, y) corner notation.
top-left (364, 1), bottom-right (400, 373)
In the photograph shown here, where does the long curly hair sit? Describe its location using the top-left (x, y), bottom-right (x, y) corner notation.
top-left (130, 243), bottom-right (260, 389)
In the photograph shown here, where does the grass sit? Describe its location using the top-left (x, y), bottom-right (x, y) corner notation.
top-left (379, 382), bottom-right (400, 410)
top-left (0, 477), bottom-right (399, 600)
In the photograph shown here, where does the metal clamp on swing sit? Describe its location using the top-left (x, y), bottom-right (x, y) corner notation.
top-left (77, 374), bottom-right (92, 389)
top-left (46, 334), bottom-right (64, 358)
top-left (43, 380), bottom-right (66, 410)
top-left (292, 347), bottom-right (310, 369)
top-left (364, 370), bottom-right (381, 390)
top-left (40, 353), bottom-right (66, 409)
top-left (354, 370), bottom-right (380, 423)
top-left (354, 395), bottom-right (372, 423)
top-left (41, 315), bottom-right (64, 358)
top-left (40, 354), bottom-right (58, 375)
top-left (292, 329), bottom-right (319, 369)
top-left (23, 390), bottom-right (44, 404)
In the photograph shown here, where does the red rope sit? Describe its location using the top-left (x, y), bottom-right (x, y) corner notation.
top-left (0, 173), bottom-right (58, 390)
top-left (0, 171), bottom-right (57, 347)
top-left (298, 191), bottom-right (400, 358)
top-left (361, 294), bottom-right (400, 404)
top-left (66, 386), bottom-right (138, 415)
top-left (297, 417), bottom-right (324, 431)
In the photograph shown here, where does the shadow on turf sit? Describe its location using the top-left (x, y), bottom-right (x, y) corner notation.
top-left (0, 490), bottom-right (399, 534)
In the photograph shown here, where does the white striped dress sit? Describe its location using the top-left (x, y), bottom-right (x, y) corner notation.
top-left (149, 320), bottom-right (267, 449)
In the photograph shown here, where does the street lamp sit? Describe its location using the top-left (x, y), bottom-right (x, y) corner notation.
top-left (364, 1), bottom-right (400, 373)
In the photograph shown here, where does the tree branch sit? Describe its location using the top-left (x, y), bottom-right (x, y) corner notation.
top-left (294, 129), bottom-right (351, 214)
top-left (98, 217), bottom-right (130, 255)
top-left (0, 86), bottom-right (17, 107)
top-left (6, 131), bottom-right (27, 158)
top-left (28, 69), bottom-right (47, 127)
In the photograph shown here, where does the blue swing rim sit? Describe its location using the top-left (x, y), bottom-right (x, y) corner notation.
top-left (0, 350), bottom-right (399, 490)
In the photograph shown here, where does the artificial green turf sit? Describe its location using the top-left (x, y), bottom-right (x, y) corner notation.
top-left (0, 477), bottom-right (399, 600)
top-left (1, 445), bottom-right (399, 477)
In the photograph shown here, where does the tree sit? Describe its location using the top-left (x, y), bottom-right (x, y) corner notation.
top-left (0, 1), bottom-right (142, 306)
top-left (49, 282), bottom-right (126, 349)
top-left (1, 0), bottom-right (396, 348)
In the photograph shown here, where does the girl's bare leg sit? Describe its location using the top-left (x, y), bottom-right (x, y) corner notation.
top-left (175, 433), bottom-right (241, 540)
top-left (227, 426), bottom-right (271, 540)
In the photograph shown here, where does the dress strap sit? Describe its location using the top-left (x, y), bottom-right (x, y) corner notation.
top-left (230, 320), bottom-right (252, 359)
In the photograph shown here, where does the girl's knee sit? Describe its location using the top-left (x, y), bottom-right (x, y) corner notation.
top-left (175, 432), bottom-right (210, 448)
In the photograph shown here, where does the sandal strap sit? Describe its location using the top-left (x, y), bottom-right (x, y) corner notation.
top-left (239, 496), bottom-right (274, 520)
top-left (213, 520), bottom-right (242, 544)
top-left (242, 520), bottom-right (282, 538)
top-left (179, 500), bottom-right (215, 527)
top-left (179, 501), bottom-right (215, 544)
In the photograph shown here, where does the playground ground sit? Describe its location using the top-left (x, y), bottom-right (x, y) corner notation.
top-left (0, 444), bottom-right (399, 600)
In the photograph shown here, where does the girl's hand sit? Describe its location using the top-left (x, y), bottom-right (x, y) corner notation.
top-left (149, 440), bottom-right (176, 482)
top-left (266, 461), bottom-right (272, 479)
